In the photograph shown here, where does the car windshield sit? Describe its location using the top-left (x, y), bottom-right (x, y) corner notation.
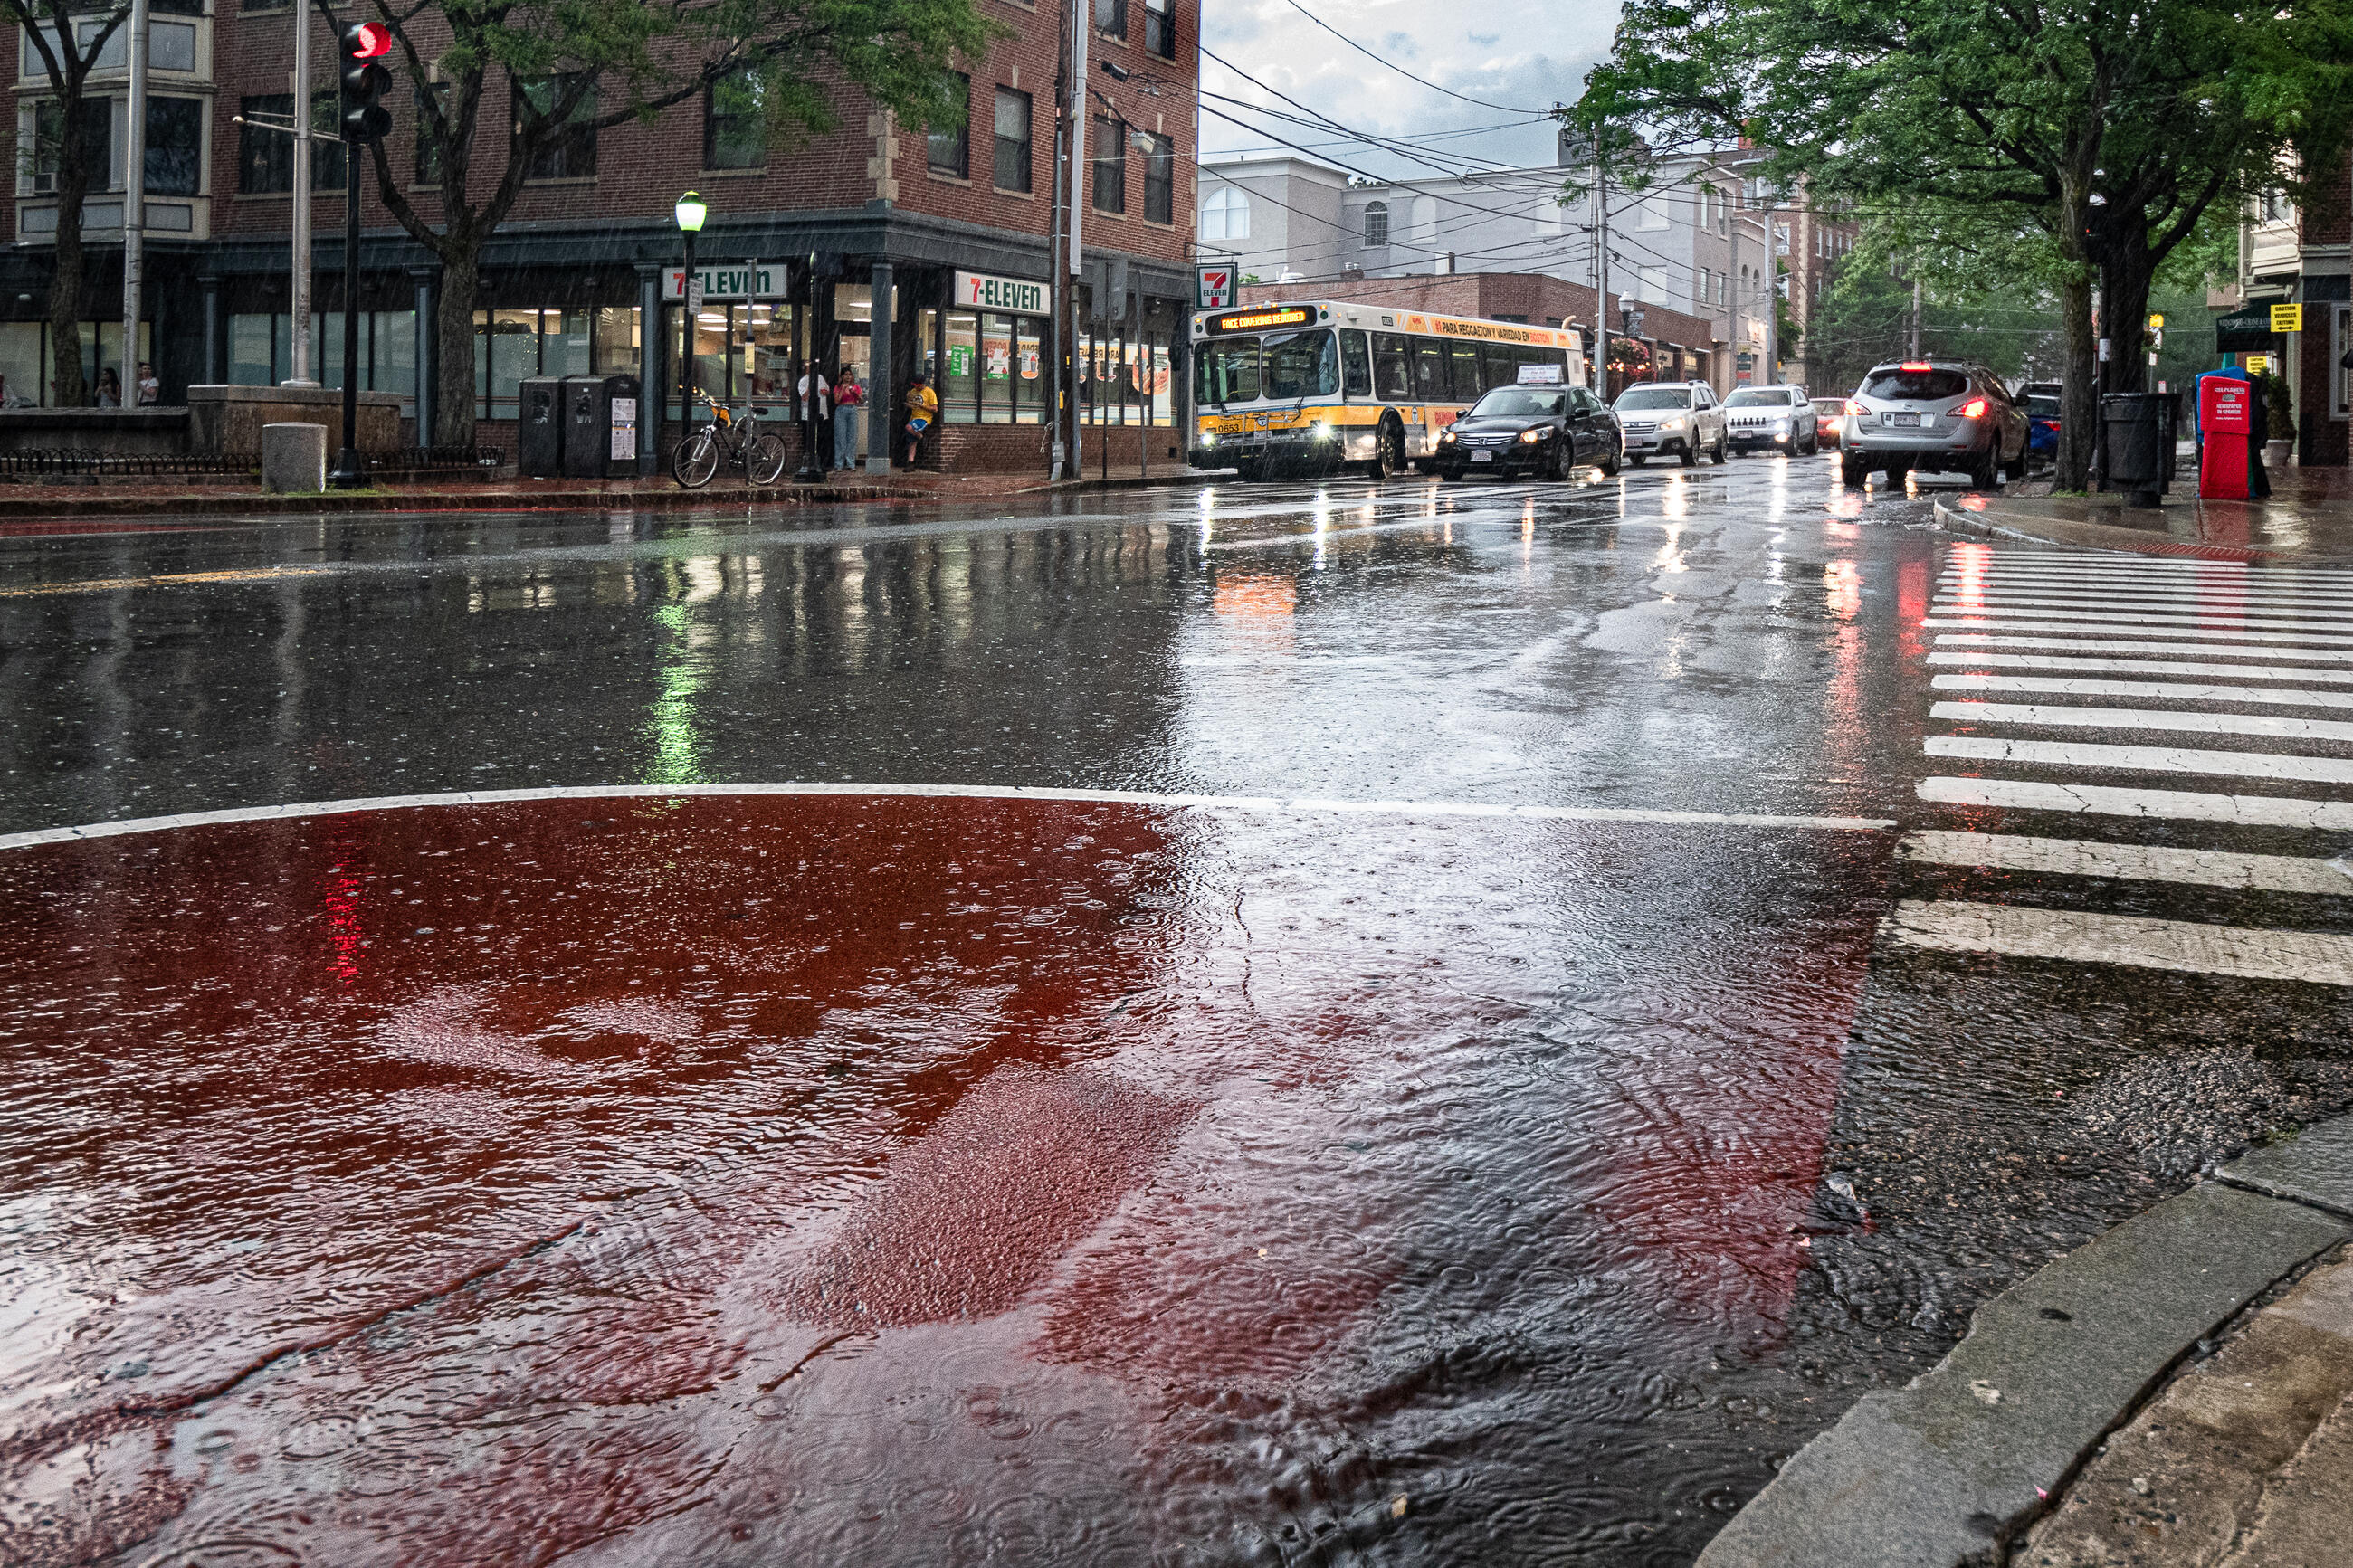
top-left (1862, 367), bottom-right (1970, 401)
top-left (1191, 329), bottom-right (1339, 404)
top-left (1616, 386), bottom-right (1691, 411)
top-left (1724, 388), bottom-right (1796, 407)
top-left (2028, 394), bottom-right (2061, 418)
top-left (1471, 388), bottom-right (1567, 419)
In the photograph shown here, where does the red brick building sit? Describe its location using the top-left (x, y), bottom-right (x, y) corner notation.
top-left (0, 0), bottom-right (1199, 470)
top-left (1237, 271), bottom-right (1720, 394)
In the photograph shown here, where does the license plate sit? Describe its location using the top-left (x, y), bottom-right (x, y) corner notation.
top-left (1891, 413), bottom-right (1920, 427)
top-left (1471, 450), bottom-right (1494, 462)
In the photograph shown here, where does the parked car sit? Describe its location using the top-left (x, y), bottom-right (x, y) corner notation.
top-left (1837, 360), bottom-right (2030, 489)
top-left (1810, 395), bottom-right (1848, 449)
top-left (1722, 385), bottom-right (1819, 455)
top-left (2021, 380), bottom-right (2062, 466)
top-left (1613, 381), bottom-right (1728, 467)
top-left (1435, 384), bottom-right (1623, 480)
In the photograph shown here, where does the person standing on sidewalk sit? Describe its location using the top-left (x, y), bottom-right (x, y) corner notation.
top-left (136, 362), bottom-right (160, 406)
top-left (833, 368), bottom-right (863, 472)
top-left (799, 364), bottom-right (832, 470)
top-left (903, 374), bottom-right (938, 469)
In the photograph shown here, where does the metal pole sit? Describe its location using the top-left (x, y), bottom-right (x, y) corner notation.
top-left (680, 228), bottom-right (696, 454)
top-left (1724, 167), bottom-right (1737, 389)
top-left (1048, 115), bottom-right (1065, 480)
top-left (329, 145), bottom-right (361, 483)
top-left (288, 0), bottom-right (313, 385)
top-left (1596, 157), bottom-right (1610, 400)
top-left (1068, 0), bottom-right (1087, 481)
top-left (1910, 271), bottom-right (1921, 359)
top-left (120, 0), bottom-right (146, 404)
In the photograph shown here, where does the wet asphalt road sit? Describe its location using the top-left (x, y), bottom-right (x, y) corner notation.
top-left (4, 455), bottom-right (2351, 1565)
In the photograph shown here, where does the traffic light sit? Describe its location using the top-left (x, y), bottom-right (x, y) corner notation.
top-left (339, 22), bottom-right (393, 145)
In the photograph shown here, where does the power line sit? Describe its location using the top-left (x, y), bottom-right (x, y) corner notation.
top-left (1271, 0), bottom-right (1547, 116)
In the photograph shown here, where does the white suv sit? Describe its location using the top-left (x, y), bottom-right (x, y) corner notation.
top-left (1612, 381), bottom-right (1728, 467)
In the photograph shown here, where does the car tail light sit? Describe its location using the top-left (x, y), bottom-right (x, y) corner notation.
top-left (1844, 399), bottom-right (1867, 416)
top-left (1957, 397), bottom-right (1988, 420)
top-left (1900, 362), bottom-right (1932, 371)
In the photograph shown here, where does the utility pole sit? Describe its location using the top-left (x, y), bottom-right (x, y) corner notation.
top-left (1062, 0), bottom-right (1088, 481)
top-left (1048, 111), bottom-right (1066, 481)
top-left (120, 0), bottom-right (146, 402)
top-left (1594, 151), bottom-right (1610, 397)
top-left (1726, 166), bottom-right (1739, 388)
top-left (288, 0), bottom-right (313, 385)
top-left (1909, 271), bottom-right (1921, 359)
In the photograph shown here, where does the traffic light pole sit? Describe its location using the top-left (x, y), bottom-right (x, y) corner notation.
top-left (329, 147), bottom-right (363, 486)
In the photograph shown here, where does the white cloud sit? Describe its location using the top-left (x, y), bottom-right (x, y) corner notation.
top-left (1196, 0), bottom-right (1619, 177)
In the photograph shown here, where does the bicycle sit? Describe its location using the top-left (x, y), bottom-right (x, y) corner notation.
top-left (672, 393), bottom-right (789, 489)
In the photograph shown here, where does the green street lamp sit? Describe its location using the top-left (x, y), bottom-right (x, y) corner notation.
top-left (677, 192), bottom-right (707, 454)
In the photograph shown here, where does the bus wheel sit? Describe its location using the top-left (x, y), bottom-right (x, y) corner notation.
top-left (1367, 416), bottom-right (1405, 480)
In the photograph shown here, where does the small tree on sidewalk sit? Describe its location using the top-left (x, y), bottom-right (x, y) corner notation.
top-left (343, 0), bottom-right (995, 446)
top-left (9, 0), bottom-right (135, 408)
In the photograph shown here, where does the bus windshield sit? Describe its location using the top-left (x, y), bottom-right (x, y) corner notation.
top-left (1193, 329), bottom-right (1338, 404)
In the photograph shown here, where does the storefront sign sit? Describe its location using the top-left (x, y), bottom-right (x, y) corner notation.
top-left (953, 270), bottom-right (1050, 316)
top-left (2243, 353), bottom-right (2272, 375)
top-left (2271, 302), bottom-right (2305, 333)
top-left (1197, 264), bottom-right (1233, 310)
top-left (663, 262), bottom-right (785, 302)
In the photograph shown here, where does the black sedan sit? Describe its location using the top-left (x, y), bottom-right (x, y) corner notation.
top-left (1434, 385), bottom-right (1623, 480)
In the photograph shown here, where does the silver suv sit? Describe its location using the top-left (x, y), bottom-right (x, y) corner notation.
top-left (1613, 381), bottom-right (1728, 467)
top-left (1838, 360), bottom-right (2028, 489)
top-left (1723, 385), bottom-right (1818, 456)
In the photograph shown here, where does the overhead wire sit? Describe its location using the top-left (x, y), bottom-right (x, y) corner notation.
top-left (1272, 0), bottom-right (1548, 115)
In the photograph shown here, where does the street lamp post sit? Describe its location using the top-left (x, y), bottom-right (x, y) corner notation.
top-left (675, 192), bottom-right (706, 464)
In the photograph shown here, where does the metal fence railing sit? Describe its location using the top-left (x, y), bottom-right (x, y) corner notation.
top-left (0, 444), bottom-right (508, 483)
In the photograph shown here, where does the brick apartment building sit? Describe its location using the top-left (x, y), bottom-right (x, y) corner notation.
top-left (0, 0), bottom-right (1200, 471)
top-left (1237, 270), bottom-right (1720, 395)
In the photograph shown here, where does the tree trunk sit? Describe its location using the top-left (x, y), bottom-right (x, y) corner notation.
top-left (48, 146), bottom-right (88, 408)
top-left (436, 251), bottom-right (478, 448)
top-left (2053, 272), bottom-right (2097, 491)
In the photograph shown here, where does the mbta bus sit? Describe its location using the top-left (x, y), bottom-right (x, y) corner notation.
top-left (1188, 300), bottom-right (1587, 480)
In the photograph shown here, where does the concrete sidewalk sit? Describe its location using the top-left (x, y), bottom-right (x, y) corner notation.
top-left (1697, 1117), bottom-right (2353, 1567)
top-left (1932, 467), bottom-right (2353, 561)
top-left (0, 466), bottom-right (1223, 520)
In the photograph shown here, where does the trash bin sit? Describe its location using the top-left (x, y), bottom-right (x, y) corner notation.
top-left (519, 377), bottom-right (564, 478)
top-left (561, 374), bottom-right (639, 479)
top-left (2101, 392), bottom-right (2172, 508)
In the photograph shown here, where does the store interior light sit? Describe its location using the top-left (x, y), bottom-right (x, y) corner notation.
top-left (675, 192), bottom-right (708, 233)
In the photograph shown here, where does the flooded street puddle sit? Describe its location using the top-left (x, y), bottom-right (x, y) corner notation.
top-left (0, 794), bottom-right (1892, 1564)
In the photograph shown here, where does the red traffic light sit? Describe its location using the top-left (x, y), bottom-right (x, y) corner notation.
top-left (346, 20), bottom-right (392, 58)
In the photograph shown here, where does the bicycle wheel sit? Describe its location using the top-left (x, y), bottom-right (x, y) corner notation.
top-left (745, 431), bottom-right (788, 487)
top-left (672, 426), bottom-right (720, 489)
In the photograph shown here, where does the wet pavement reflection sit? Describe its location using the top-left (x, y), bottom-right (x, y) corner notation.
top-left (7, 457), bottom-right (2347, 1564)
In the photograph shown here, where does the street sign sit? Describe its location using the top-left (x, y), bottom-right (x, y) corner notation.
top-left (685, 279), bottom-right (704, 313)
top-left (953, 270), bottom-right (1049, 316)
top-left (1196, 264), bottom-right (1233, 310)
top-left (2271, 302), bottom-right (2304, 333)
top-left (663, 262), bottom-right (784, 302)
top-left (2244, 353), bottom-right (2272, 374)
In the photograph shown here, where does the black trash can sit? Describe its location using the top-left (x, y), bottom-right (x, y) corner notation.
top-left (519, 377), bottom-right (564, 478)
top-left (2101, 392), bottom-right (2172, 508)
top-left (561, 374), bottom-right (640, 479)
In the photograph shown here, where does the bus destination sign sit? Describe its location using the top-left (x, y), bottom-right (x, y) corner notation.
top-left (1208, 307), bottom-right (1313, 334)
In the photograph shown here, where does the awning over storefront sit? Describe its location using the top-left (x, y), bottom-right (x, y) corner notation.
top-left (2214, 306), bottom-right (2277, 352)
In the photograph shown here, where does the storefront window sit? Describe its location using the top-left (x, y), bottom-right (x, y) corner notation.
top-left (593, 307), bottom-right (637, 375)
top-left (689, 304), bottom-right (727, 415)
top-left (978, 312), bottom-right (1015, 423)
top-left (942, 309), bottom-right (979, 423)
top-left (0, 322), bottom-right (37, 406)
top-left (544, 309), bottom-right (593, 380)
top-left (487, 309), bottom-right (539, 419)
top-left (229, 314), bottom-right (271, 386)
top-left (1016, 318), bottom-right (1045, 422)
top-left (915, 309), bottom-right (939, 391)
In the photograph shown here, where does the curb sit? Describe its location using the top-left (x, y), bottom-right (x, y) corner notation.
top-left (1697, 1115), bottom-right (2353, 1567)
top-left (1928, 496), bottom-right (2330, 563)
top-left (0, 482), bottom-right (931, 520)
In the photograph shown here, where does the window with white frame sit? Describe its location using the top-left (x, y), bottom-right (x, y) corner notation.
top-left (1363, 200), bottom-right (1387, 246)
top-left (1202, 185), bottom-right (1248, 242)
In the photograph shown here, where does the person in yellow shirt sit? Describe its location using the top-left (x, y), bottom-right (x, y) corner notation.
top-left (903, 374), bottom-right (938, 468)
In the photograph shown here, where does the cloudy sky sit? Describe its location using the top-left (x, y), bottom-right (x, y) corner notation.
top-left (1196, 0), bottom-right (1611, 179)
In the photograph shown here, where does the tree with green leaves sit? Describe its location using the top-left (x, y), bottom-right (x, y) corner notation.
top-left (1576, 0), bottom-right (2353, 488)
top-left (338, 0), bottom-right (996, 445)
top-left (10, 0), bottom-right (134, 407)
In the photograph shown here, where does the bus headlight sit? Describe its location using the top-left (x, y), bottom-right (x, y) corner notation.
top-left (1310, 423), bottom-right (1335, 442)
top-left (1201, 432), bottom-right (1217, 448)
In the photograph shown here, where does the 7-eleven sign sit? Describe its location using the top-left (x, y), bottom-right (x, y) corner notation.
top-left (1196, 264), bottom-right (1234, 309)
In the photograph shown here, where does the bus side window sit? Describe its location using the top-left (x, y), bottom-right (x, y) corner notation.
top-left (1446, 341), bottom-right (1481, 402)
top-left (1414, 341), bottom-right (1446, 399)
top-left (1479, 345), bottom-right (1513, 393)
top-left (1339, 330), bottom-right (1372, 399)
top-left (1372, 333), bottom-right (1412, 400)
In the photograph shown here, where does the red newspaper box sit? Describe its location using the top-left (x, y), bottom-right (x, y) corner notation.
top-left (2199, 375), bottom-right (2253, 499)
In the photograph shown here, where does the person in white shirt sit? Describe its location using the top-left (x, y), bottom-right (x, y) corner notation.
top-left (136, 362), bottom-right (160, 405)
top-left (798, 366), bottom-right (832, 470)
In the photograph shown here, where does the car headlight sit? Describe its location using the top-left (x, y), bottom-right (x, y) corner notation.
top-left (1438, 427), bottom-right (1457, 442)
top-left (1773, 418), bottom-right (1791, 432)
top-left (1519, 428), bottom-right (1546, 443)
top-left (1659, 415), bottom-right (1687, 431)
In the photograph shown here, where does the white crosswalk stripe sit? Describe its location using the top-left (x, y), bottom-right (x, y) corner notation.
top-left (1929, 701), bottom-right (2353, 743)
top-left (1891, 546), bottom-right (2353, 985)
top-left (1930, 674), bottom-right (2353, 709)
